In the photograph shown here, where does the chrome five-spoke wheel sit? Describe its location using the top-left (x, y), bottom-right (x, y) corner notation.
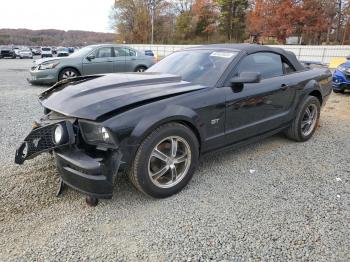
top-left (129, 122), bottom-right (199, 198)
top-left (301, 104), bottom-right (318, 136)
top-left (148, 136), bottom-right (191, 188)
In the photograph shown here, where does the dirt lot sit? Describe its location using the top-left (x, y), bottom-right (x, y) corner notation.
top-left (0, 58), bottom-right (349, 261)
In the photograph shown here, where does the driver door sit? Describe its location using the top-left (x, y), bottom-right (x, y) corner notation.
top-left (82, 47), bottom-right (114, 75)
top-left (224, 52), bottom-right (296, 144)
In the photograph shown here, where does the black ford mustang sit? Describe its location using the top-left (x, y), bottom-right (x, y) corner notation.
top-left (15, 44), bottom-right (332, 205)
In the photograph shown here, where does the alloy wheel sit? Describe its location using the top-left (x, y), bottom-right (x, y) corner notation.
top-left (148, 136), bottom-right (191, 188)
top-left (301, 104), bottom-right (318, 136)
top-left (62, 70), bottom-right (77, 79)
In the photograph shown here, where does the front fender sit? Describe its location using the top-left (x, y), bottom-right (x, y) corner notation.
top-left (129, 104), bottom-right (204, 145)
top-left (112, 104), bottom-right (205, 166)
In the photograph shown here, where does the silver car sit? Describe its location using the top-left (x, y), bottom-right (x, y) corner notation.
top-left (28, 44), bottom-right (156, 84)
top-left (19, 47), bottom-right (33, 59)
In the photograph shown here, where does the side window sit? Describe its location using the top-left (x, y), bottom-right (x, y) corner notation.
top-left (283, 60), bottom-right (296, 74)
top-left (236, 52), bottom-right (283, 79)
top-left (95, 47), bottom-right (113, 58)
top-left (115, 47), bottom-right (136, 57)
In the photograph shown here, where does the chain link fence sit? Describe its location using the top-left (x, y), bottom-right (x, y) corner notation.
top-left (127, 44), bottom-right (350, 64)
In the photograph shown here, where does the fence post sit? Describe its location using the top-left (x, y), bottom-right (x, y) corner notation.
top-left (321, 48), bottom-right (326, 64)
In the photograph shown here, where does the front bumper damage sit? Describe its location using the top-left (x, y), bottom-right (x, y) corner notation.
top-left (15, 120), bottom-right (122, 202)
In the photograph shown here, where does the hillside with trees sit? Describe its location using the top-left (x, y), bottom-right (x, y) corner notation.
top-left (110, 0), bottom-right (349, 45)
top-left (0, 29), bottom-right (116, 46)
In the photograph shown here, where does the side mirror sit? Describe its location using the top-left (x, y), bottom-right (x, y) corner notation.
top-left (230, 72), bottom-right (261, 85)
top-left (86, 54), bottom-right (95, 61)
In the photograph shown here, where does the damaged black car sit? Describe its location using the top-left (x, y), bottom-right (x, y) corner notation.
top-left (15, 44), bottom-right (332, 205)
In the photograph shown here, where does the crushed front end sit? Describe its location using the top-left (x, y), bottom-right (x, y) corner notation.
top-left (14, 111), bottom-right (122, 200)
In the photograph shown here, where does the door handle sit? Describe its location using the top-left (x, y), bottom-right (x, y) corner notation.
top-left (280, 84), bottom-right (288, 91)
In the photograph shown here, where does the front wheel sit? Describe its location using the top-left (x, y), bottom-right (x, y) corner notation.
top-left (285, 96), bottom-right (321, 142)
top-left (129, 123), bottom-right (199, 198)
top-left (58, 68), bottom-right (79, 81)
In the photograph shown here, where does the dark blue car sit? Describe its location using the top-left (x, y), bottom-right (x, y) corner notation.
top-left (333, 62), bottom-right (350, 93)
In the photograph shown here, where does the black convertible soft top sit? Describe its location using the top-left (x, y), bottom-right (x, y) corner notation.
top-left (184, 44), bottom-right (305, 71)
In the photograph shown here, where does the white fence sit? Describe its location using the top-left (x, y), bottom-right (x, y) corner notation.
top-left (127, 44), bottom-right (350, 64)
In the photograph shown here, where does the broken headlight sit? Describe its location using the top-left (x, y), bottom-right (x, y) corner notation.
top-left (79, 121), bottom-right (117, 148)
top-left (38, 60), bottom-right (60, 70)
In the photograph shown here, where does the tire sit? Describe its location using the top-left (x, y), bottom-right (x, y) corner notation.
top-left (129, 122), bottom-right (199, 198)
top-left (285, 96), bottom-right (321, 142)
top-left (58, 68), bottom-right (80, 81)
top-left (135, 66), bottom-right (147, 72)
top-left (333, 89), bottom-right (345, 94)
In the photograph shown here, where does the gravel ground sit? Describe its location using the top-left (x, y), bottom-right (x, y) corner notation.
top-left (0, 58), bottom-right (349, 261)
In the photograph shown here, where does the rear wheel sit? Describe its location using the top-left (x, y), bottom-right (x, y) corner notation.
top-left (58, 68), bottom-right (79, 81)
top-left (285, 96), bottom-right (320, 142)
top-left (129, 123), bottom-right (199, 198)
top-left (135, 66), bottom-right (147, 72)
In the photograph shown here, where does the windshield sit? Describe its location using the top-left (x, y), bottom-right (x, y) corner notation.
top-left (69, 46), bottom-right (94, 57)
top-left (147, 50), bottom-right (238, 86)
top-left (42, 48), bottom-right (51, 51)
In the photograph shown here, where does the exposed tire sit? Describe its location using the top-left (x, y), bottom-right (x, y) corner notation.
top-left (135, 66), bottom-right (147, 72)
top-left (285, 96), bottom-right (321, 142)
top-left (58, 68), bottom-right (80, 81)
top-left (129, 122), bottom-right (199, 198)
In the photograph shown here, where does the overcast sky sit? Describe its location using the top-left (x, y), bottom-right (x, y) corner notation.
top-left (0, 0), bottom-right (115, 32)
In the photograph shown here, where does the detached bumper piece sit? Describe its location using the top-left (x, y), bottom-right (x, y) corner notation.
top-left (15, 121), bottom-right (74, 164)
top-left (55, 148), bottom-right (121, 199)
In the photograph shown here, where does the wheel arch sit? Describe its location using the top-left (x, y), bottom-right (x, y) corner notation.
top-left (308, 89), bottom-right (323, 106)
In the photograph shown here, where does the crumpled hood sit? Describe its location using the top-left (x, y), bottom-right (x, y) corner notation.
top-left (39, 73), bottom-right (206, 120)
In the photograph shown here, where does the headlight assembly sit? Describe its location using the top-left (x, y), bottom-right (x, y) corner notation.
top-left (54, 124), bottom-right (64, 144)
top-left (53, 123), bottom-right (68, 145)
top-left (79, 121), bottom-right (117, 147)
top-left (38, 60), bottom-right (60, 70)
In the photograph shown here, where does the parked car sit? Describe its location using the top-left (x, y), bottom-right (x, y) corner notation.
top-left (15, 44), bottom-right (332, 205)
top-left (18, 47), bottom-right (33, 59)
top-left (28, 44), bottom-right (155, 84)
top-left (0, 46), bottom-right (16, 58)
top-left (57, 47), bottom-right (69, 57)
top-left (332, 62), bottom-right (350, 93)
top-left (13, 47), bottom-right (21, 58)
top-left (41, 47), bottom-right (53, 58)
top-left (31, 47), bottom-right (41, 55)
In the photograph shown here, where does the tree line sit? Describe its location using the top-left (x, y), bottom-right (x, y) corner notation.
top-left (0, 29), bottom-right (116, 46)
top-left (110, 0), bottom-right (349, 45)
